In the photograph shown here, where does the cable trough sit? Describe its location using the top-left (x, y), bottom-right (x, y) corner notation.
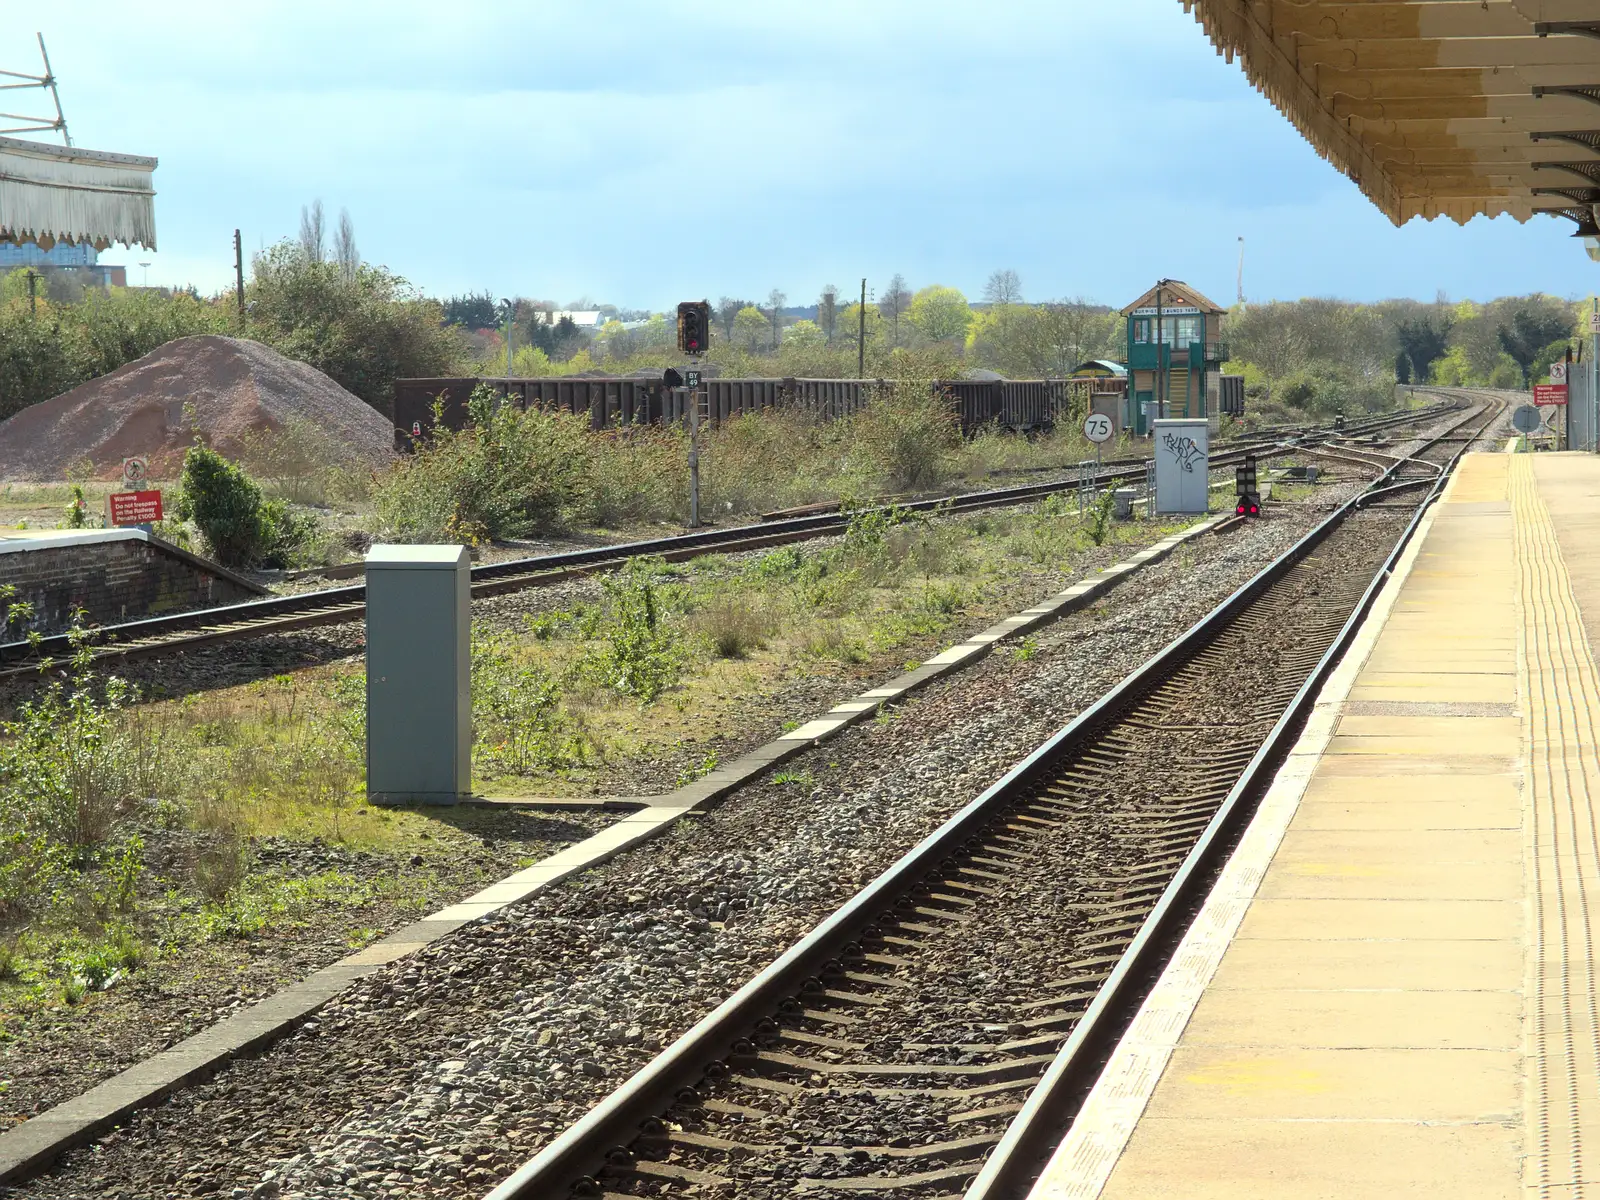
top-left (485, 400), bottom-right (1500, 1200)
top-left (0, 405), bottom-right (1452, 682)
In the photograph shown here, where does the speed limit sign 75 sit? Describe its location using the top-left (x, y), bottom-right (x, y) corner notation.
top-left (1082, 413), bottom-right (1114, 444)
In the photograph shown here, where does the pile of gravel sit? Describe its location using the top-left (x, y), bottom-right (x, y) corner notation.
top-left (0, 335), bottom-right (397, 481)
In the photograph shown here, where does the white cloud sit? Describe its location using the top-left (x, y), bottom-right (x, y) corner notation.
top-left (9, 1), bottom-right (1582, 306)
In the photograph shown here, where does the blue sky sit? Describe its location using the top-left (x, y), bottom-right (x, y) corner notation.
top-left (17, 1), bottom-right (1590, 308)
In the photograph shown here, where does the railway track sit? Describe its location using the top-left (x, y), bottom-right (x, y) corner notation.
top-left (0, 404), bottom-right (1454, 682)
top-left (486, 399), bottom-right (1502, 1200)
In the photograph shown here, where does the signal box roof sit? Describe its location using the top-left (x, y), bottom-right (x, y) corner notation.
top-left (1120, 281), bottom-right (1227, 316)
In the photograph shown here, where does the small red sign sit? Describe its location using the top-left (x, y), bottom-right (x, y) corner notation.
top-left (108, 489), bottom-right (164, 525)
top-left (1534, 384), bottom-right (1568, 407)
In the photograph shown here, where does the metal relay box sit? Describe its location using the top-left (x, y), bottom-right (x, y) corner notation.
top-left (364, 544), bottom-right (471, 804)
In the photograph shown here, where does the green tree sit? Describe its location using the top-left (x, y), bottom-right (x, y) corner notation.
top-left (245, 241), bottom-right (460, 416)
top-left (732, 305), bottom-right (769, 351)
top-left (908, 285), bottom-right (973, 344)
top-left (837, 302), bottom-right (886, 359)
top-left (1395, 314), bottom-right (1453, 384)
top-left (1498, 297), bottom-right (1576, 386)
top-left (784, 319), bottom-right (826, 349)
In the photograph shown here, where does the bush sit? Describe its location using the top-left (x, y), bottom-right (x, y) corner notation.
top-left (175, 445), bottom-right (316, 568)
top-left (0, 275), bottom-right (227, 420)
top-left (845, 371), bottom-right (961, 493)
top-left (472, 634), bottom-right (587, 775)
top-left (246, 242), bottom-right (462, 416)
top-left (580, 559), bottom-right (681, 700)
top-left (695, 594), bottom-right (773, 659)
top-left (372, 386), bottom-right (593, 543)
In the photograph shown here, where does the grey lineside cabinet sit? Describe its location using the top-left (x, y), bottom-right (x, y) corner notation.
top-left (364, 544), bottom-right (471, 804)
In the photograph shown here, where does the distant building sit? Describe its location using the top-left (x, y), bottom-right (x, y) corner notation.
top-left (0, 239), bottom-right (127, 288)
top-left (1120, 281), bottom-right (1228, 434)
top-left (532, 310), bottom-right (603, 329)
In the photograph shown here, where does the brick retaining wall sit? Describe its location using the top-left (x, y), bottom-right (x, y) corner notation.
top-left (0, 533), bottom-right (263, 636)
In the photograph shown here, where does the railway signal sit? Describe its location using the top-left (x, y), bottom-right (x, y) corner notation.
top-left (677, 300), bottom-right (711, 355)
top-left (1235, 454), bottom-right (1261, 517)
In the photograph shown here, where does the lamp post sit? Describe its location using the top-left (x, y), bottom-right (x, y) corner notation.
top-left (138, 262), bottom-right (151, 288)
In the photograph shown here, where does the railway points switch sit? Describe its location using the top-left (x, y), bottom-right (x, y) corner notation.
top-left (365, 544), bottom-right (471, 805)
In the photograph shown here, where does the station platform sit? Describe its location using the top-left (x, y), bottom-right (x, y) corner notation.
top-left (1032, 451), bottom-right (1600, 1200)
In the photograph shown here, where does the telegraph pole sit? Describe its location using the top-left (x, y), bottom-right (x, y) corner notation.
top-left (233, 230), bottom-right (245, 323)
top-left (1158, 284), bottom-right (1171, 425)
top-left (858, 278), bottom-right (867, 378)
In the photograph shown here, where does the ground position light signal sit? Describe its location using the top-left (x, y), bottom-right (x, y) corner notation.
top-left (1235, 455), bottom-right (1261, 518)
top-left (677, 300), bottom-right (711, 354)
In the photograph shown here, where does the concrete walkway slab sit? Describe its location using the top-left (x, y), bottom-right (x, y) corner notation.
top-left (1029, 451), bottom-right (1600, 1200)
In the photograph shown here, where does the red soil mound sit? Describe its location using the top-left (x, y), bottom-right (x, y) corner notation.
top-left (0, 335), bottom-right (397, 480)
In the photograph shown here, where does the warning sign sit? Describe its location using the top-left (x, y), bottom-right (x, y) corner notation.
top-left (1534, 384), bottom-right (1568, 407)
top-left (108, 490), bottom-right (164, 526)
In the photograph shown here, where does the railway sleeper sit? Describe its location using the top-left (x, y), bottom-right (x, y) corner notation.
top-left (752, 1049), bottom-right (1056, 1084)
top-left (795, 1158), bottom-right (986, 1191)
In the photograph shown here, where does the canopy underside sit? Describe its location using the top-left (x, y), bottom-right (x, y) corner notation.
top-left (1182, 0), bottom-right (1600, 235)
top-left (0, 135), bottom-right (157, 252)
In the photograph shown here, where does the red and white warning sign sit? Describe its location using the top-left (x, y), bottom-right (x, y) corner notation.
top-left (108, 490), bottom-right (164, 526)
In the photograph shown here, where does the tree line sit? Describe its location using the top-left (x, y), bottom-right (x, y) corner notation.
top-left (440, 268), bottom-right (1124, 383)
top-left (1223, 292), bottom-right (1579, 418)
top-left (0, 216), bottom-right (1585, 431)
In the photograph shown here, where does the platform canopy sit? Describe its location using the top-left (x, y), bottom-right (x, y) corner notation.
top-left (0, 135), bottom-right (157, 251)
top-left (1181, 1), bottom-right (1600, 238)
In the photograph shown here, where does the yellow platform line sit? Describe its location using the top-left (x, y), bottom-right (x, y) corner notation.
top-left (1511, 454), bottom-right (1600, 1199)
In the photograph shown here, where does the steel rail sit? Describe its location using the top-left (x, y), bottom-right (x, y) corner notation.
top-left (961, 397), bottom-right (1503, 1200)
top-left (482, 400), bottom-right (1496, 1200)
top-left (0, 437), bottom-right (1361, 677)
top-left (0, 403), bottom-right (1460, 679)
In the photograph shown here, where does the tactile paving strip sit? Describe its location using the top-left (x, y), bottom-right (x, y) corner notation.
top-left (1511, 454), bottom-right (1600, 1199)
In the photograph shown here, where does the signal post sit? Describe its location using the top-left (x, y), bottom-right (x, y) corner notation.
top-left (676, 300), bottom-right (712, 528)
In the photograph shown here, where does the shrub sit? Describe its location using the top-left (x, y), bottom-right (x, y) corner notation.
top-left (175, 445), bottom-right (315, 568)
top-left (580, 558), bottom-right (681, 700)
top-left (472, 635), bottom-right (587, 775)
top-left (245, 242), bottom-right (461, 416)
top-left (845, 371), bottom-right (961, 493)
top-left (372, 386), bottom-right (593, 543)
top-left (695, 594), bottom-right (773, 659)
top-left (237, 414), bottom-right (345, 503)
top-left (1088, 488), bottom-right (1116, 546)
top-left (581, 426), bottom-right (683, 527)
top-left (0, 276), bottom-right (226, 421)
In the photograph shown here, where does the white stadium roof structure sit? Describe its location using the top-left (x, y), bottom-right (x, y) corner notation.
top-left (0, 135), bottom-right (156, 251)
top-left (1181, 0), bottom-right (1600, 243)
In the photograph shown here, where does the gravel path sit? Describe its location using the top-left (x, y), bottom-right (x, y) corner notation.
top-left (11, 486), bottom-right (1357, 1200)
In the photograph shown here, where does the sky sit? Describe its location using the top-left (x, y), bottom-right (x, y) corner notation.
top-left (13, 1), bottom-right (1592, 309)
